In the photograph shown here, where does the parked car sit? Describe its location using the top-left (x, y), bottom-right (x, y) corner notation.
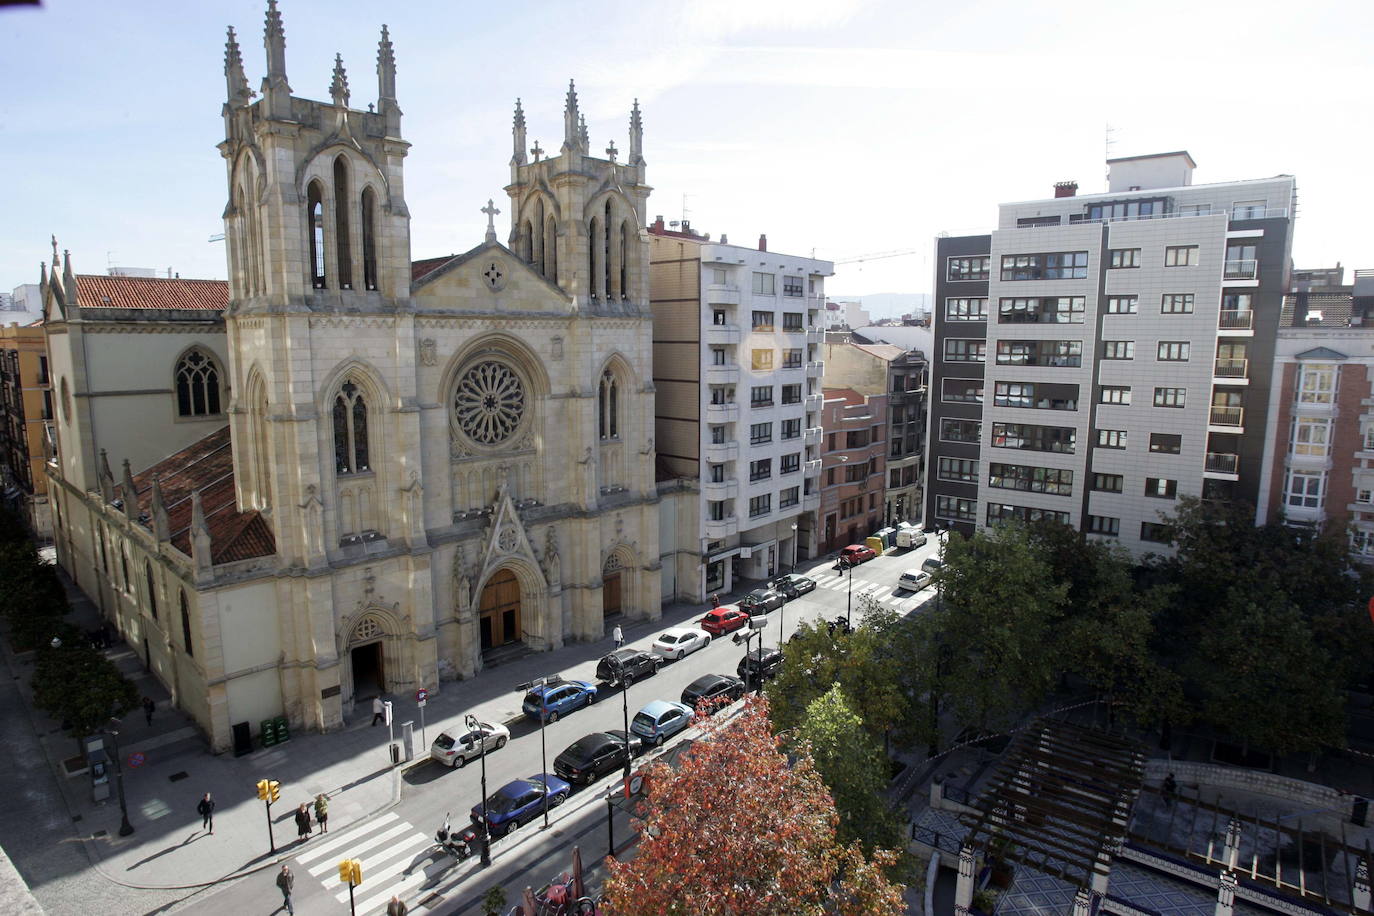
top-left (737, 647), bottom-right (784, 684)
top-left (595, 648), bottom-right (662, 687)
top-left (921, 556), bottom-right (944, 576)
top-left (554, 731), bottom-right (641, 786)
top-left (630, 699), bottom-right (696, 746)
top-left (681, 674), bottom-right (746, 714)
top-left (700, 607), bottom-right (751, 637)
top-left (898, 569), bottom-right (932, 592)
top-left (650, 627), bottom-right (711, 661)
top-left (839, 544), bottom-right (877, 565)
top-left (769, 574), bottom-right (817, 599)
top-left (737, 587), bottom-right (786, 615)
top-left (430, 719), bottom-right (510, 768)
top-left (895, 528), bottom-right (928, 549)
top-left (604, 729), bottom-right (645, 758)
top-left (470, 773), bottom-right (570, 837)
top-left (522, 678), bottom-right (598, 723)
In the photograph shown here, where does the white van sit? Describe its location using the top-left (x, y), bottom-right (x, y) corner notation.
top-left (895, 528), bottom-right (928, 549)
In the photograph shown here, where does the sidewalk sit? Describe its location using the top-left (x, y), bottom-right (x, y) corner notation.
top-left (3, 554), bottom-right (777, 895)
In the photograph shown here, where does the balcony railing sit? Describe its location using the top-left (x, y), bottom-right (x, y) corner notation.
top-left (705, 402), bottom-right (739, 422)
top-left (1209, 406), bottom-right (1244, 427)
top-left (1230, 206), bottom-right (1287, 221)
top-left (705, 365), bottom-right (740, 384)
top-left (1223, 259), bottom-right (1258, 281)
top-left (706, 284), bottom-right (741, 305)
top-left (1205, 452), bottom-right (1239, 475)
top-left (1218, 310), bottom-right (1254, 330)
top-left (806, 360), bottom-right (825, 378)
top-left (704, 324), bottom-right (741, 345)
top-left (1214, 358), bottom-right (1248, 379)
top-left (803, 427), bottom-right (823, 446)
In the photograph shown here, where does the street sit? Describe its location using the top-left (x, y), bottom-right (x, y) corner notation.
top-left (171, 541), bottom-right (942, 915)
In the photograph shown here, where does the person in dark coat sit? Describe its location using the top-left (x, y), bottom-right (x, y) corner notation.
top-left (142, 696), bottom-right (155, 726)
top-left (294, 802), bottom-right (312, 839)
top-left (386, 896), bottom-right (408, 916)
top-left (276, 865), bottom-right (295, 915)
top-left (196, 792), bottom-right (215, 834)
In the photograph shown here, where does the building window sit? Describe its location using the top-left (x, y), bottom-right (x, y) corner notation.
top-left (1157, 342), bottom-right (1190, 362)
top-left (749, 422), bottom-right (772, 446)
top-left (944, 339), bottom-right (987, 363)
top-left (749, 494), bottom-right (771, 518)
top-left (749, 458), bottom-right (772, 481)
top-left (1164, 245), bottom-right (1199, 267)
top-left (846, 429), bottom-right (870, 448)
top-left (712, 268), bottom-right (729, 285)
top-left (708, 463), bottom-right (725, 482)
top-left (997, 297), bottom-right (1086, 324)
top-left (783, 312), bottom-right (803, 330)
top-left (1352, 530), bottom-right (1374, 558)
top-left (307, 181), bottom-right (326, 288)
top-left (1284, 470), bottom-right (1324, 508)
top-left (1106, 296), bottom-right (1137, 314)
top-left (1102, 341), bottom-right (1134, 360)
top-left (1109, 248), bottom-right (1140, 269)
top-left (1000, 251), bottom-right (1089, 281)
top-left (598, 369), bottom-right (619, 440)
top-left (993, 382), bottom-right (1031, 409)
top-left (712, 309), bottom-right (726, 325)
top-left (708, 500), bottom-right (727, 521)
top-left (180, 590), bottom-right (193, 658)
top-left (779, 486), bottom-right (800, 508)
top-left (1100, 386), bottom-right (1132, 406)
top-left (1292, 417), bottom-right (1331, 456)
top-left (937, 457), bottom-right (979, 483)
top-left (987, 463), bottom-right (1073, 496)
top-left (711, 348), bottom-right (728, 366)
top-left (1161, 293), bottom-right (1195, 314)
top-left (782, 275), bottom-right (803, 298)
top-left (751, 310), bottom-right (775, 330)
top-left (781, 453), bottom-right (800, 474)
top-left (1096, 429), bottom-right (1128, 449)
top-left (945, 298), bottom-right (988, 321)
top-left (940, 418), bottom-right (981, 443)
top-left (991, 422), bottom-right (1075, 454)
top-left (332, 379), bottom-right (370, 474)
top-left (1223, 292), bottom-right (1253, 313)
top-left (752, 272), bottom-right (776, 295)
top-left (1087, 515), bottom-right (1120, 536)
top-left (781, 383), bottom-right (801, 404)
top-left (995, 339), bottom-right (1082, 368)
top-left (751, 349), bottom-right (774, 371)
top-left (751, 385), bottom-right (774, 408)
top-left (710, 386), bottom-right (735, 406)
top-left (1145, 477), bottom-right (1177, 499)
top-left (935, 495), bottom-right (976, 522)
top-left (145, 561), bottom-right (158, 620)
top-left (175, 349), bottom-right (222, 417)
top-left (1140, 522), bottom-right (1173, 543)
top-left (1153, 387), bottom-right (1186, 408)
top-left (1296, 364), bottom-right (1336, 405)
top-left (986, 503), bottom-right (1071, 525)
top-left (1149, 433), bottom-right (1181, 455)
top-left (1092, 473), bottom-right (1123, 493)
top-left (782, 348), bottom-right (804, 369)
top-left (781, 418), bottom-right (801, 440)
top-left (942, 378), bottom-right (984, 404)
top-left (947, 256), bottom-right (990, 281)
top-left (1087, 199), bottom-right (1165, 220)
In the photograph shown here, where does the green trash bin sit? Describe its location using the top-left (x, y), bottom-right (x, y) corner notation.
top-left (273, 715), bottom-right (290, 744)
top-left (260, 718), bottom-right (278, 747)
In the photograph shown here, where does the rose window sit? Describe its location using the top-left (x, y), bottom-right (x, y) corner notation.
top-left (455, 361), bottom-right (526, 445)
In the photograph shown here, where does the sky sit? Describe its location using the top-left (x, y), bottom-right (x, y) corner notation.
top-left (3, 0), bottom-right (1371, 314)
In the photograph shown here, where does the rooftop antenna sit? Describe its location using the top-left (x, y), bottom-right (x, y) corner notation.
top-left (680, 193), bottom-right (692, 228)
top-left (1104, 123), bottom-right (1117, 189)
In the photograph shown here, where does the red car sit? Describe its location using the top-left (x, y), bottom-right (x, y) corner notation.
top-left (700, 607), bottom-right (751, 637)
top-left (839, 544), bottom-right (877, 565)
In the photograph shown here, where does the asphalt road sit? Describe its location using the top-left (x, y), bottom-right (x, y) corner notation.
top-left (183, 541), bottom-right (942, 915)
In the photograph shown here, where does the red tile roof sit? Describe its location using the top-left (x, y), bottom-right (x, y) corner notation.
top-left (412, 255), bottom-right (457, 283)
top-left (118, 426), bottom-right (276, 564)
top-left (76, 275), bottom-right (227, 311)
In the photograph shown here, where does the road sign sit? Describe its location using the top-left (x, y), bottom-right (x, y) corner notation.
top-left (127, 752), bottom-right (146, 769)
top-left (415, 688), bottom-right (428, 703)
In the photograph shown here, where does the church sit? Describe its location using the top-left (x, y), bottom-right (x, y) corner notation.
top-left (42, 2), bottom-right (666, 752)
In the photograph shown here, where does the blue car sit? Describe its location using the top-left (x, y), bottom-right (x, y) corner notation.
top-left (630, 699), bottom-right (695, 747)
top-left (522, 678), bottom-right (598, 722)
top-left (470, 773), bottom-right (571, 837)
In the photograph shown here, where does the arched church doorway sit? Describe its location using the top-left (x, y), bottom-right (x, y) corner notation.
top-left (350, 617), bottom-right (386, 697)
top-left (602, 555), bottom-right (622, 619)
top-left (479, 569), bottom-right (521, 651)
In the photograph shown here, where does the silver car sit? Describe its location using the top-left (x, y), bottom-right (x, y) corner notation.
top-left (430, 719), bottom-right (510, 768)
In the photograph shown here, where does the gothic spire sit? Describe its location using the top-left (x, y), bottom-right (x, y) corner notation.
top-left (512, 98), bottom-right (527, 166)
top-left (261, 0), bottom-right (292, 116)
top-left (190, 488), bottom-right (213, 570)
top-left (578, 113), bottom-right (589, 152)
top-left (150, 477), bottom-right (170, 541)
top-left (121, 459), bottom-right (137, 520)
top-left (376, 24), bottom-right (396, 103)
top-left (562, 79), bottom-right (579, 152)
top-left (330, 53), bottom-right (350, 107)
top-left (62, 249), bottom-right (76, 307)
top-left (629, 98), bottom-right (644, 166)
top-left (98, 449), bottom-right (114, 504)
top-left (224, 26), bottom-right (251, 106)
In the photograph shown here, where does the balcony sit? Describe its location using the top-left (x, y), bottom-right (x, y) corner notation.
top-left (1208, 406), bottom-right (1244, 431)
top-left (804, 393), bottom-right (823, 412)
top-left (805, 360), bottom-right (825, 379)
top-left (704, 324), bottom-right (742, 345)
top-left (1204, 452), bottom-right (1240, 480)
top-left (803, 458), bottom-right (823, 477)
top-left (705, 515), bottom-right (739, 539)
top-left (1230, 206), bottom-right (1287, 221)
top-left (1213, 358), bottom-right (1249, 384)
top-left (1218, 310), bottom-right (1254, 335)
top-left (706, 283), bottom-right (741, 305)
top-left (806, 326), bottom-right (825, 344)
top-left (1223, 259), bottom-right (1258, 281)
top-left (802, 492), bottom-right (821, 511)
top-left (705, 402), bottom-right (739, 422)
top-left (703, 479), bottom-right (739, 500)
top-left (705, 364), bottom-right (740, 385)
top-left (803, 427), bottom-right (823, 446)
top-left (704, 440), bottom-right (739, 463)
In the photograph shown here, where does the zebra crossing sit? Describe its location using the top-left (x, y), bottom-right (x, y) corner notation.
top-left (293, 811), bottom-right (454, 914)
top-left (807, 572), bottom-right (932, 609)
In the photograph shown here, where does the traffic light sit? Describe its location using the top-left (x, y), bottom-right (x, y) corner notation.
top-left (256, 779), bottom-right (270, 801)
top-left (337, 858), bottom-right (362, 885)
top-left (268, 779), bottom-right (281, 803)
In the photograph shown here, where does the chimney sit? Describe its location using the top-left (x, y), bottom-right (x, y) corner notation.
top-left (1054, 181), bottom-right (1078, 198)
top-left (758, 233), bottom-right (767, 252)
top-left (720, 233), bottom-right (728, 245)
top-left (651, 215), bottom-right (665, 233)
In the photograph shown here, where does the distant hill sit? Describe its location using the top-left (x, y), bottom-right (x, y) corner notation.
top-left (830, 292), bottom-right (931, 320)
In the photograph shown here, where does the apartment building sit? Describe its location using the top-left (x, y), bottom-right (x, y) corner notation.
top-left (0, 321), bottom-right (54, 537)
top-left (649, 220), bottom-right (831, 595)
top-left (822, 340), bottom-right (927, 526)
top-left (1259, 269), bottom-right (1374, 560)
top-left (818, 388), bottom-right (888, 552)
top-left (927, 152), bottom-right (1295, 554)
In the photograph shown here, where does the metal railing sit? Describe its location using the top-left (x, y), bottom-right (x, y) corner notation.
top-left (1008, 206), bottom-right (1288, 230)
top-left (1213, 358), bottom-right (1248, 378)
top-left (1204, 452), bottom-right (1239, 474)
top-left (1209, 406), bottom-right (1244, 427)
top-left (1218, 310), bottom-right (1254, 330)
top-left (1223, 259), bottom-right (1258, 280)
top-left (910, 824), bottom-right (964, 854)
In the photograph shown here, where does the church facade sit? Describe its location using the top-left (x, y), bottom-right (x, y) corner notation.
top-left (44, 3), bottom-right (663, 752)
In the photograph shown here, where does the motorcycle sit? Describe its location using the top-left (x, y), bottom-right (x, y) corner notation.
top-left (434, 812), bottom-right (479, 861)
top-left (827, 616), bottom-right (853, 637)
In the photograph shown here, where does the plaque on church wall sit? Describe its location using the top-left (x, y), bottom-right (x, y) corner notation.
top-left (321, 685), bottom-right (341, 699)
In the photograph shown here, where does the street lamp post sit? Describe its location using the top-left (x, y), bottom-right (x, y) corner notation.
top-left (843, 556), bottom-right (854, 627)
top-left (515, 677), bottom-right (556, 830)
top-left (106, 727), bottom-right (135, 836)
top-left (605, 656), bottom-right (633, 785)
top-left (465, 713), bottom-right (491, 866)
top-left (790, 522), bottom-right (799, 574)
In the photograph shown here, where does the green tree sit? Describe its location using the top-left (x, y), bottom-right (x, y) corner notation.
top-left (32, 642), bottom-right (138, 738)
top-left (0, 542), bottom-right (71, 652)
top-left (791, 684), bottom-right (902, 855)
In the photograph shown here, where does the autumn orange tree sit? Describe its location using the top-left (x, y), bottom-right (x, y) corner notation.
top-left (600, 696), bottom-right (905, 916)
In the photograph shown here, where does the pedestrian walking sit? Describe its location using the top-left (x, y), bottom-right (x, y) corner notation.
top-left (142, 696), bottom-right (155, 726)
top-left (711, 593), bottom-right (721, 608)
top-left (196, 792), bottom-right (215, 834)
top-left (295, 802), bottom-right (312, 840)
top-left (386, 895), bottom-right (408, 916)
top-left (276, 864), bottom-right (295, 915)
top-left (612, 624), bottom-right (623, 649)
top-left (314, 793), bottom-right (329, 834)
top-left (1162, 772), bottom-right (1178, 806)
top-left (371, 695), bottom-right (385, 726)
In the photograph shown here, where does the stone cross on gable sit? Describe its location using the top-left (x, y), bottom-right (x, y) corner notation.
top-left (530, 141), bottom-right (543, 162)
top-left (605, 140), bottom-right (617, 163)
top-left (481, 199), bottom-right (501, 243)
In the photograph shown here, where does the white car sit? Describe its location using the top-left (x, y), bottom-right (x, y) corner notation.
top-left (650, 627), bottom-right (712, 661)
top-left (430, 719), bottom-right (510, 768)
top-left (898, 569), bottom-right (932, 592)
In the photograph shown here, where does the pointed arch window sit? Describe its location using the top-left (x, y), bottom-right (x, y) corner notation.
top-left (361, 186), bottom-right (378, 291)
top-left (180, 590), bottom-right (194, 658)
top-left (620, 220), bottom-right (634, 300)
top-left (588, 214), bottom-right (601, 299)
top-left (599, 369), bottom-right (619, 440)
top-left (333, 379), bottom-right (370, 474)
top-left (120, 548), bottom-right (130, 593)
top-left (145, 560), bottom-right (158, 620)
top-left (521, 218), bottom-right (535, 264)
top-left (308, 181), bottom-right (326, 289)
top-left (175, 348), bottom-right (222, 417)
top-left (334, 156), bottom-right (353, 289)
top-left (544, 213), bottom-right (558, 281)
top-left (603, 200), bottom-right (615, 298)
